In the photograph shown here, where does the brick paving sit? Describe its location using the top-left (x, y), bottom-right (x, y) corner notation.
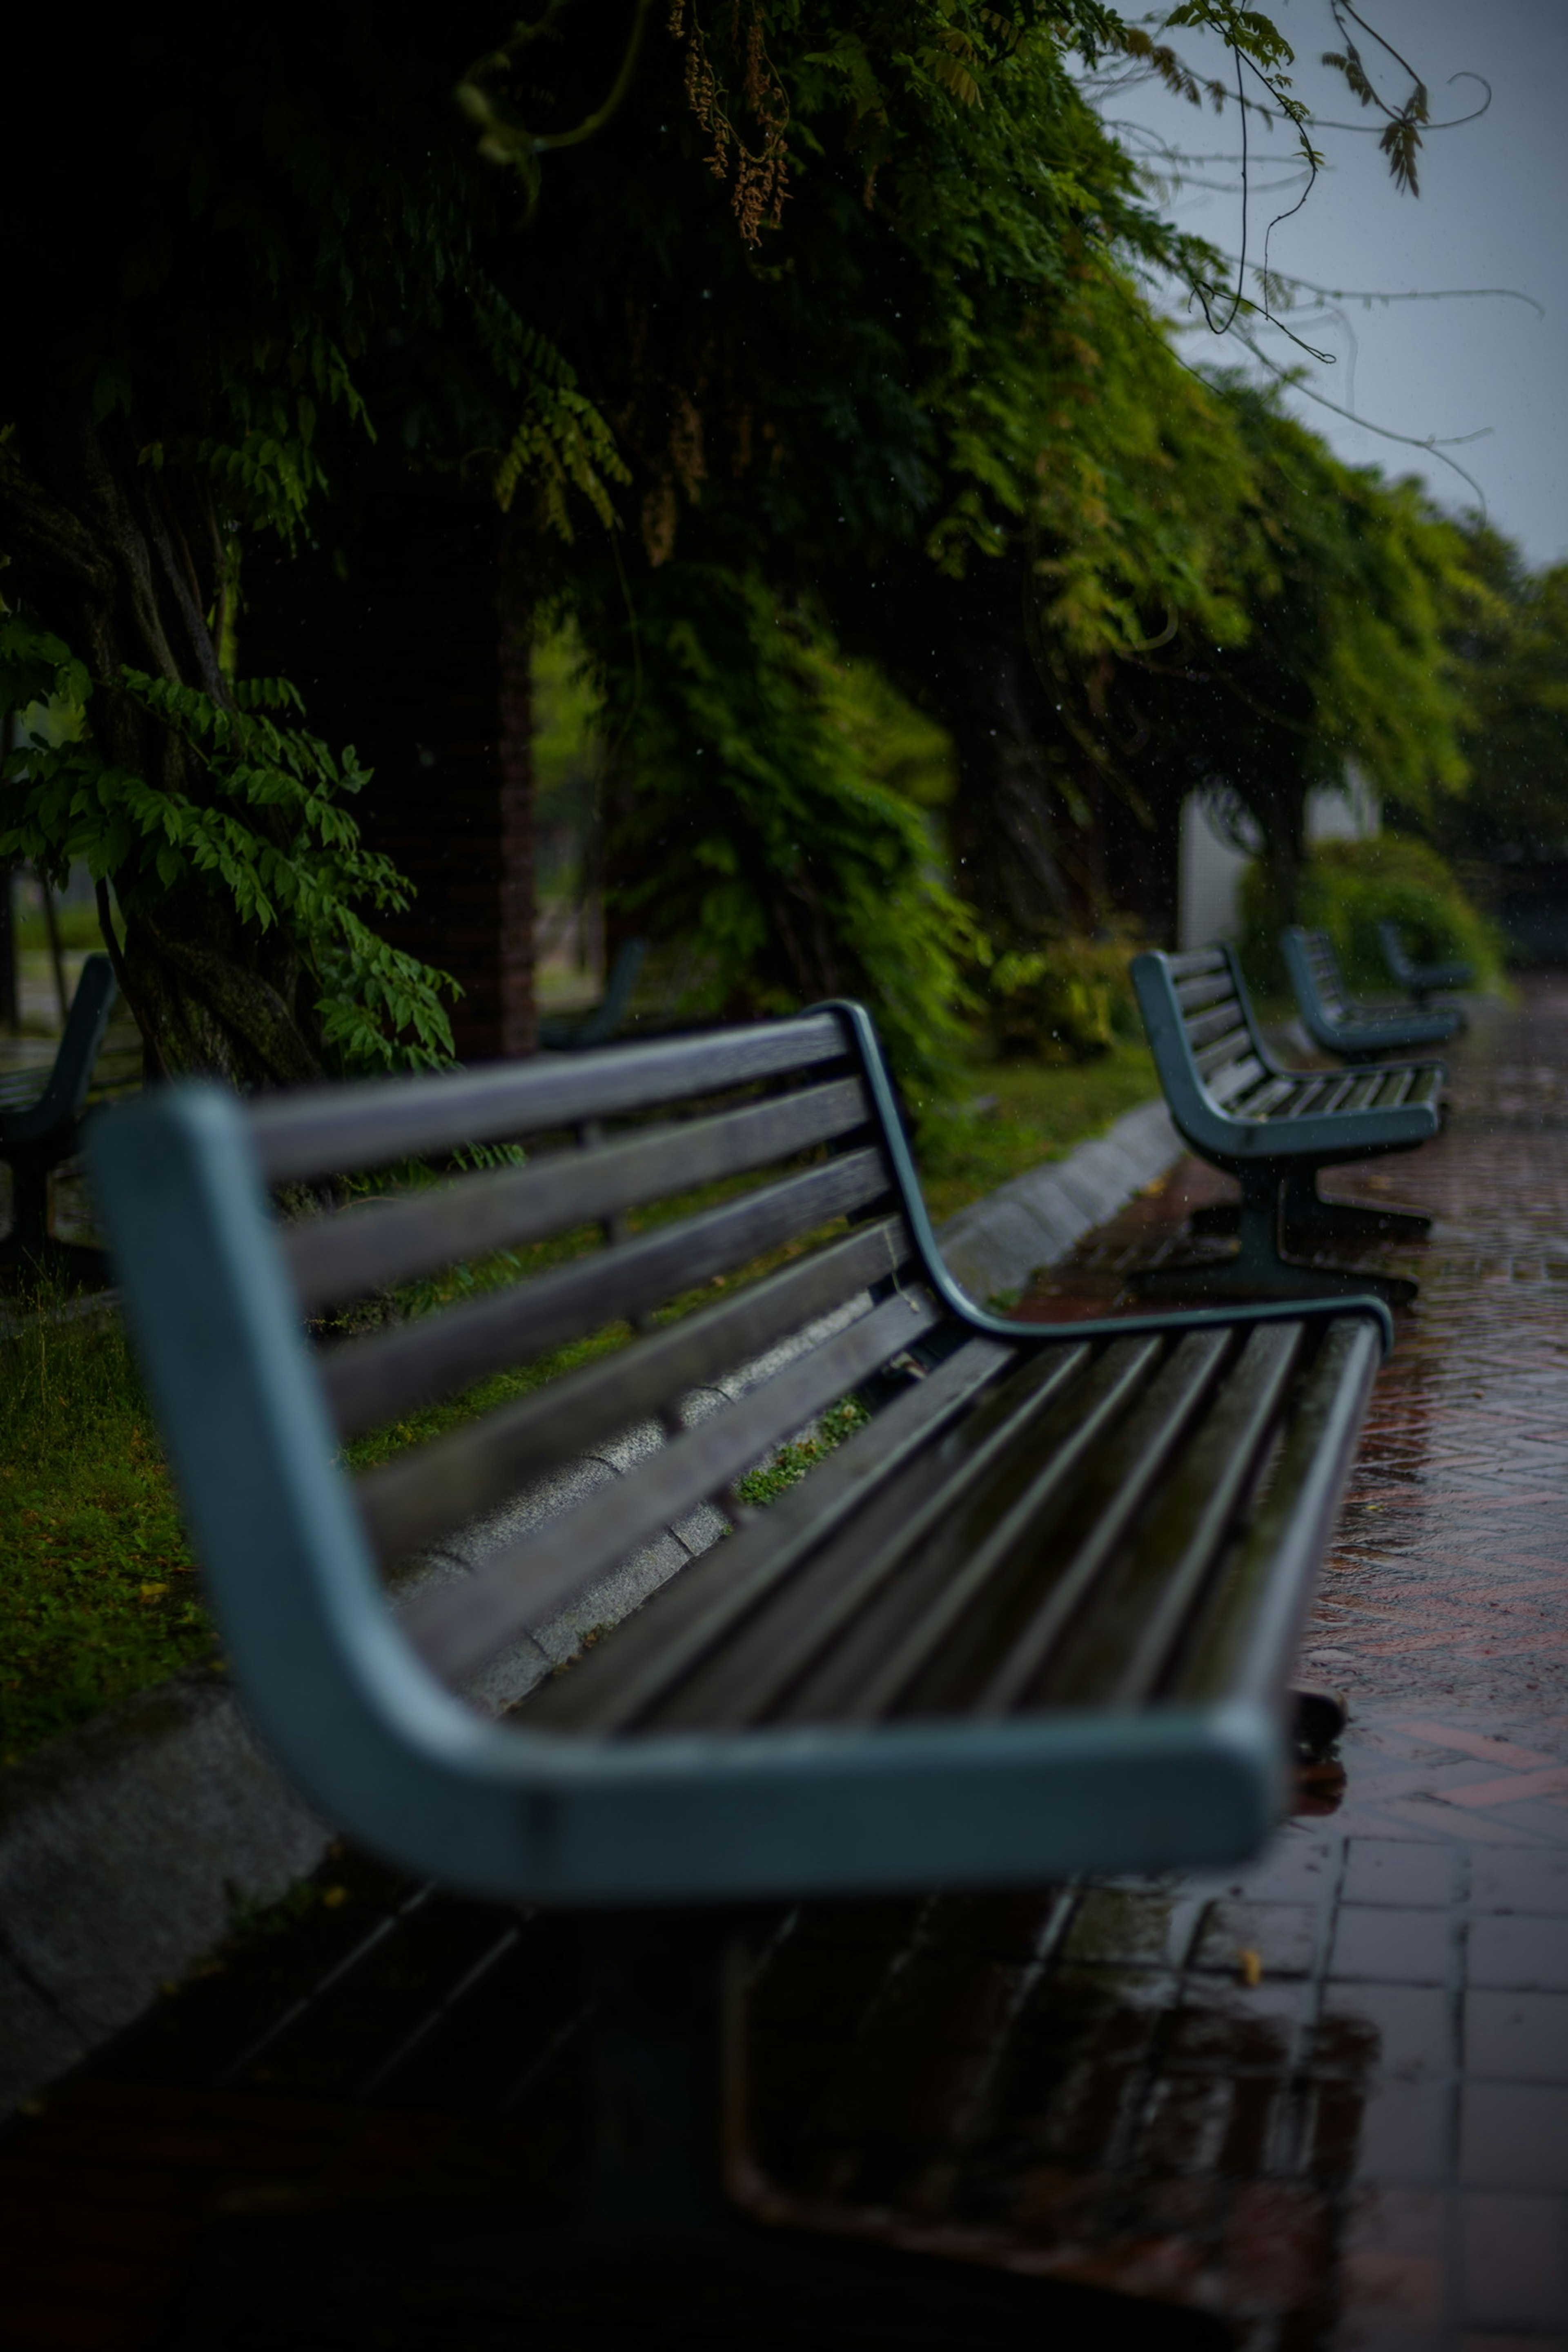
top-left (6, 984), bottom-right (1568, 2349)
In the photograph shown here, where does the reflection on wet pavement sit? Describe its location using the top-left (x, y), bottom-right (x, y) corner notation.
top-left (6, 986), bottom-right (1568, 2348)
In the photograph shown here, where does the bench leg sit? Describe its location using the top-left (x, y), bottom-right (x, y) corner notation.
top-left (158, 1909), bottom-right (1225, 2345)
top-left (1136, 1168), bottom-right (1417, 1304)
top-left (0, 1149), bottom-right (113, 1290)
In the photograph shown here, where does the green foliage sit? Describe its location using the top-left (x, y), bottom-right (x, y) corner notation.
top-left (1238, 834), bottom-right (1502, 996)
top-left (587, 568), bottom-right (982, 1109)
top-left (983, 933), bottom-right (1143, 1064)
top-left (1417, 525), bottom-right (1568, 868)
top-left (0, 611), bottom-right (456, 1071)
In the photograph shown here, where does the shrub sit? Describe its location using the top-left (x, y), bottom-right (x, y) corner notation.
top-left (983, 931), bottom-right (1143, 1064)
top-left (1239, 835), bottom-right (1503, 998)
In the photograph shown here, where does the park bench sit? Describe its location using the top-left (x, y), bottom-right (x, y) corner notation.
top-left (1134, 944), bottom-right (1443, 1304)
top-left (538, 936), bottom-right (649, 1051)
top-left (91, 1001), bottom-right (1389, 2278)
top-left (0, 952), bottom-right (123, 1280)
top-left (1379, 918), bottom-right (1474, 1009)
top-left (1284, 924), bottom-right (1461, 1062)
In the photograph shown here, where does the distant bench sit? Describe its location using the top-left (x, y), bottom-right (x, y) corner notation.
top-left (0, 953), bottom-right (134, 1280)
top-left (1379, 919), bottom-right (1474, 1009)
top-left (92, 1002), bottom-right (1389, 2258)
top-left (1134, 943), bottom-right (1443, 1305)
top-left (1284, 925), bottom-right (1460, 1062)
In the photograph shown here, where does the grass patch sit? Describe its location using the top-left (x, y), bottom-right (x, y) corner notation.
top-left (917, 1042), bottom-right (1158, 1226)
top-left (0, 1292), bottom-right (216, 1762)
top-left (1, 1044), bottom-right (1161, 1759)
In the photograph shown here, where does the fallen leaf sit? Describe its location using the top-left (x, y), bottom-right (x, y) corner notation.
top-left (1238, 1948), bottom-right (1263, 1988)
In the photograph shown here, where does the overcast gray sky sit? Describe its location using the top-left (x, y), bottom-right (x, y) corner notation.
top-left (1090, 0), bottom-right (1568, 566)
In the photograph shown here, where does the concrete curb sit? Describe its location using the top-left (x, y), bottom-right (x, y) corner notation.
top-left (0, 1095), bottom-right (1184, 2115)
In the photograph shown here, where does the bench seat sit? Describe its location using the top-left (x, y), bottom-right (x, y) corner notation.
top-left (93, 1000), bottom-right (1390, 1911)
top-left (1134, 944), bottom-right (1443, 1302)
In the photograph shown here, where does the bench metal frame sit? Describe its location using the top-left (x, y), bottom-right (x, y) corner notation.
top-left (0, 953), bottom-right (119, 1278)
top-left (1134, 944), bottom-right (1443, 1303)
top-left (91, 1001), bottom-right (1390, 1911)
top-left (1284, 925), bottom-right (1459, 1062)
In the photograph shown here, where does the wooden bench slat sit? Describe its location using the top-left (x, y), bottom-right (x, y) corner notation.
top-left (248, 1015), bottom-right (851, 1183)
top-left (1172, 1317), bottom-right (1381, 1704)
top-left (1073, 1320), bottom-right (1307, 1704)
top-left (322, 1147), bottom-right (893, 1439)
top-left (400, 1288), bottom-right (946, 1686)
top-left (1166, 948), bottom-right (1229, 979)
top-left (644, 1339), bottom-right (1102, 1734)
top-left (969, 1329), bottom-right (1236, 1715)
top-left (286, 1077), bottom-right (873, 1313)
top-left (824, 1335), bottom-right (1167, 1726)
top-left (1231, 1077), bottom-right (1297, 1122)
top-left (1193, 1027), bottom-right (1255, 1079)
top-left (356, 1214), bottom-right (914, 1565)
top-left (1174, 971), bottom-right (1238, 1013)
top-left (1185, 1000), bottom-right (1250, 1050)
top-left (520, 1333), bottom-right (1020, 1736)
top-left (1206, 1055), bottom-right (1267, 1108)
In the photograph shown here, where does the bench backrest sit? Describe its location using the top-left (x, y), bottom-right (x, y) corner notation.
top-left (1282, 927), bottom-right (1350, 1031)
top-left (1132, 944), bottom-right (1276, 1118)
top-left (1376, 921), bottom-right (1416, 990)
top-left (103, 1009), bottom-right (975, 1703)
top-left (0, 954), bottom-right (119, 1147)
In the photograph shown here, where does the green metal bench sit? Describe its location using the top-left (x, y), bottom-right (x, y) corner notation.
top-left (0, 953), bottom-right (124, 1280)
top-left (538, 936), bottom-right (649, 1051)
top-left (1284, 925), bottom-right (1460, 1062)
top-left (1378, 919), bottom-right (1474, 1009)
top-left (1134, 944), bottom-right (1443, 1304)
top-left (90, 1001), bottom-right (1388, 2276)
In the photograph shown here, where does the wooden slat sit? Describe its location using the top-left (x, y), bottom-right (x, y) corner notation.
top-left (1281, 1077), bottom-right (1332, 1119)
top-left (400, 1289), bottom-right (946, 1686)
top-left (1231, 1076), bottom-right (1296, 1122)
top-left (1096, 1320), bottom-right (1305, 1703)
top-left (1207, 1055), bottom-right (1267, 1109)
top-left (286, 1078), bottom-right (872, 1313)
top-left (973, 1328), bottom-right (1234, 1715)
top-left (1413, 1067), bottom-right (1443, 1105)
top-left (520, 1334), bottom-right (1019, 1735)
top-left (826, 1336), bottom-right (1165, 1725)
top-left (1173, 1318), bottom-right (1380, 1708)
top-left (1174, 971), bottom-right (1238, 1014)
top-left (248, 1015), bottom-right (851, 1183)
top-left (322, 1147), bottom-right (893, 1440)
top-left (650, 1339), bottom-right (1101, 1733)
top-left (1192, 1021), bottom-right (1252, 1071)
top-left (354, 1214), bottom-right (913, 1564)
top-left (1185, 1000), bottom-right (1249, 1051)
top-left (1167, 949), bottom-right (1229, 980)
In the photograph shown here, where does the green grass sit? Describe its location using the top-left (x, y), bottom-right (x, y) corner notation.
top-left (0, 1041), bottom-right (1160, 1761)
top-left (917, 1041), bottom-right (1159, 1226)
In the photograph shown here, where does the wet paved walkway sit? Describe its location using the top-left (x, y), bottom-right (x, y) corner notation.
top-left (7, 985), bottom-right (1568, 2349)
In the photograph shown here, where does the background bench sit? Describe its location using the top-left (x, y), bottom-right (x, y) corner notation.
top-left (92, 1001), bottom-right (1390, 2264)
top-left (1134, 944), bottom-right (1442, 1303)
top-left (0, 953), bottom-right (129, 1282)
top-left (1379, 919), bottom-right (1474, 1009)
top-left (1284, 925), bottom-right (1460, 1062)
